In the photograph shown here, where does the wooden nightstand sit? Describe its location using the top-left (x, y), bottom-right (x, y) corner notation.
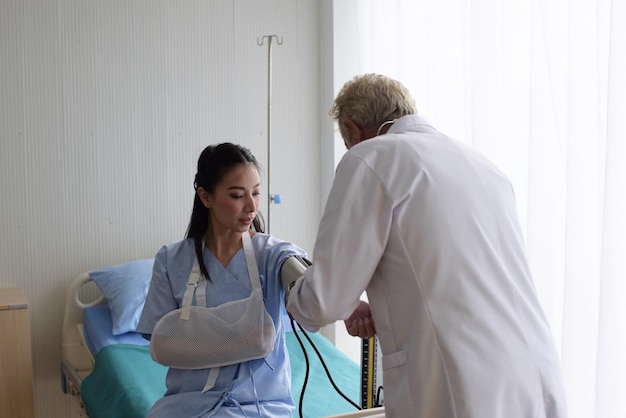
top-left (0, 288), bottom-right (35, 417)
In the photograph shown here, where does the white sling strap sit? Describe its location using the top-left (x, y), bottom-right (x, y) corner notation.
top-left (202, 367), bottom-right (221, 393)
top-left (199, 232), bottom-right (260, 392)
top-left (181, 263), bottom-right (201, 321)
top-left (150, 231), bottom-right (275, 388)
top-left (242, 230), bottom-right (262, 290)
top-left (180, 233), bottom-right (257, 320)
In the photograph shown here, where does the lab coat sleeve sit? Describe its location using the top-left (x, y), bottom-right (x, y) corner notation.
top-left (287, 152), bottom-right (392, 331)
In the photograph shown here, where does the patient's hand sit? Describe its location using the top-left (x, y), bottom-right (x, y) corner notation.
top-left (344, 301), bottom-right (376, 338)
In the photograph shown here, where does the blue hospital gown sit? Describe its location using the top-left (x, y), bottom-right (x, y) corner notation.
top-left (137, 233), bottom-right (306, 417)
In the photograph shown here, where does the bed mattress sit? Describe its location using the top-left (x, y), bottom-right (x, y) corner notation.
top-left (83, 306), bottom-right (149, 355)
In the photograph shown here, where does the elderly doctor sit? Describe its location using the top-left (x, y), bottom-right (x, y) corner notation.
top-left (286, 74), bottom-right (568, 418)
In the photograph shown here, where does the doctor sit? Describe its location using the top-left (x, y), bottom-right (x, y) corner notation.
top-left (286, 74), bottom-right (568, 418)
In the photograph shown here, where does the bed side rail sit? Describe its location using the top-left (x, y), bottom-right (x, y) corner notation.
top-left (61, 272), bottom-right (105, 377)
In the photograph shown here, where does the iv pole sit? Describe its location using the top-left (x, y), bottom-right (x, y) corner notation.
top-left (257, 35), bottom-right (283, 234)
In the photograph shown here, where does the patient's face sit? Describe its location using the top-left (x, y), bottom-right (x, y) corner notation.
top-left (201, 163), bottom-right (261, 235)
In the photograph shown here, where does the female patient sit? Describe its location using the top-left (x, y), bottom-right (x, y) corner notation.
top-left (137, 142), bottom-right (306, 417)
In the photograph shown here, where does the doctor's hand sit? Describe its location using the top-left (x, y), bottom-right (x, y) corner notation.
top-left (344, 301), bottom-right (376, 339)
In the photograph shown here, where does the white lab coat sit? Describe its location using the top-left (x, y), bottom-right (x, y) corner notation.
top-left (287, 115), bottom-right (568, 418)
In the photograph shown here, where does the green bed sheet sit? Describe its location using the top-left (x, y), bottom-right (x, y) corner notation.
top-left (81, 332), bottom-right (361, 418)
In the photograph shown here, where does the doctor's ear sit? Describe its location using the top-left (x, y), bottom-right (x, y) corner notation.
top-left (197, 187), bottom-right (212, 209)
top-left (343, 119), bottom-right (363, 146)
top-left (343, 119), bottom-right (376, 146)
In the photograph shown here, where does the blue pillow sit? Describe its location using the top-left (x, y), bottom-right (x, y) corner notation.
top-left (89, 259), bottom-right (154, 335)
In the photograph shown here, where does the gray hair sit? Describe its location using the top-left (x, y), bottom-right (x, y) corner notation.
top-left (329, 74), bottom-right (417, 138)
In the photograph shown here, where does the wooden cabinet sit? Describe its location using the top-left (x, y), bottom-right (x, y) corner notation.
top-left (0, 288), bottom-right (35, 417)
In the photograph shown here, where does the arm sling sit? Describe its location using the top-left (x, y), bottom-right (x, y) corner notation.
top-left (149, 231), bottom-right (277, 390)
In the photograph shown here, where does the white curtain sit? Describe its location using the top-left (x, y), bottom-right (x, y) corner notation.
top-left (350, 1), bottom-right (626, 416)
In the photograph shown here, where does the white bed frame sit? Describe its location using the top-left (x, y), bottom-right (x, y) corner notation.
top-left (325, 407), bottom-right (385, 418)
top-left (61, 272), bottom-right (107, 417)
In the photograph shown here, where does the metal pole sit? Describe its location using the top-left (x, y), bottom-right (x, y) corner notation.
top-left (257, 35), bottom-right (282, 233)
top-left (266, 36), bottom-right (273, 233)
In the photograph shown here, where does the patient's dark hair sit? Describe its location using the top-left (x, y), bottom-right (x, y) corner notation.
top-left (186, 142), bottom-right (265, 278)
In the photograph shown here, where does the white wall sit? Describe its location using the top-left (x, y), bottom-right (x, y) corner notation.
top-left (0, 1), bottom-right (324, 416)
top-left (317, 0), bottom-right (371, 367)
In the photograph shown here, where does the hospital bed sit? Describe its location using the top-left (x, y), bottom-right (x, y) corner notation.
top-left (60, 258), bottom-right (379, 418)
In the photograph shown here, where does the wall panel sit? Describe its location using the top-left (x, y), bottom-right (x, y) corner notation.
top-left (0, 1), bottom-right (322, 416)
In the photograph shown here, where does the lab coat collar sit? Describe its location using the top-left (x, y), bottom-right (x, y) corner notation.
top-left (387, 114), bottom-right (437, 135)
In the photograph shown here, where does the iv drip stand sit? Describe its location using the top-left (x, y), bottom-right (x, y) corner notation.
top-left (257, 35), bottom-right (283, 234)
